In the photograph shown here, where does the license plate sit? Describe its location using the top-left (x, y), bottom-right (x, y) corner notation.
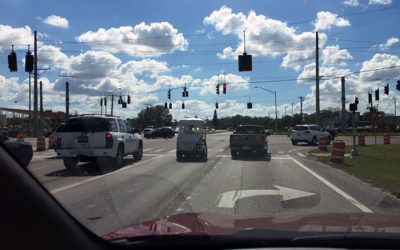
top-left (78, 136), bottom-right (88, 143)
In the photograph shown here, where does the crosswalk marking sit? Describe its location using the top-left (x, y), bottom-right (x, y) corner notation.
top-left (297, 152), bottom-right (306, 157)
top-left (167, 149), bottom-right (176, 153)
top-left (153, 148), bottom-right (164, 153)
top-left (143, 148), bottom-right (153, 152)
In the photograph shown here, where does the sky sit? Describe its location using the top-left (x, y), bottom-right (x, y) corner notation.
top-left (0, 0), bottom-right (400, 121)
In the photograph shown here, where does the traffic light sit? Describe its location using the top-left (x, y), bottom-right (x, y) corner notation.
top-left (375, 89), bottom-right (379, 101)
top-left (349, 103), bottom-right (357, 112)
top-left (355, 97), bottom-right (359, 105)
top-left (25, 50), bottom-right (34, 72)
top-left (215, 101), bottom-right (219, 109)
top-left (168, 89), bottom-right (171, 99)
top-left (223, 83), bottom-right (226, 94)
top-left (8, 46), bottom-right (17, 72)
top-left (368, 92), bottom-right (372, 103)
top-left (216, 84), bottom-right (220, 95)
top-left (384, 84), bottom-right (389, 95)
top-left (182, 87), bottom-right (188, 97)
top-left (238, 52), bottom-right (252, 72)
top-left (122, 102), bottom-right (127, 108)
top-left (182, 102), bottom-right (185, 109)
top-left (397, 80), bottom-right (400, 91)
top-left (169, 102), bottom-right (172, 109)
top-left (164, 102), bottom-right (168, 109)
top-left (247, 102), bottom-right (252, 109)
top-left (118, 96), bottom-right (123, 104)
top-left (100, 98), bottom-right (103, 106)
top-left (127, 95), bottom-right (131, 104)
top-left (104, 98), bottom-right (107, 106)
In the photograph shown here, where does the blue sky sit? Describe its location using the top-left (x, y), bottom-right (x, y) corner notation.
top-left (1, 0), bottom-right (400, 120)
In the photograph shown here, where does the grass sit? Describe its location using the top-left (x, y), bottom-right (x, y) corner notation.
top-left (309, 144), bottom-right (400, 197)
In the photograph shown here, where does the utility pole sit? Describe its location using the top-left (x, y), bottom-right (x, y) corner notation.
top-left (315, 31), bottom-right (320, 125)
top-left (39, 81), bottom-right (43, 131)
top-left (65, 82), bottom-right (69, 120)
top-left (299, 96), bottom-right (304, 123)
top-left (394, 98), bottom-right (397, 117)
top-left (284, 106), bottom-right (287, 117)
top-left (33, 30), bottom-right (38, 136)
top-left (341, 77), bottom-right (346, 133)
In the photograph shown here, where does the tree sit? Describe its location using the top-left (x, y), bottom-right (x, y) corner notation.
top-left (212, 109), bottom-right (218, 128)
top-left (137, 105), bottom-right (172, 129)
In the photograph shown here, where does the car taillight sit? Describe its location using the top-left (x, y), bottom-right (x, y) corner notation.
top-left (106, 133), bottom-right (113, 148)
top-left (303, 131), bottom-right (310, 134)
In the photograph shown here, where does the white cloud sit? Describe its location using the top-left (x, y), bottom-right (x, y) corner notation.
top-left (77, 22), bottom-right (188, 57)
top-left (38, 45), bottom-right (69, 68)
top-left (378, 37), bottom-right (399, 50)
top-left (204, 6), bottom-right (327, 70)
top-left (118, 59), bottom-right (169, 76)
top-left (0, 25), bottom-right (33, 51)
top-left (360, 53), bottom-right (400, 80)
top-left (322, 45), bottom-right (353, 66)
top-left (314, 11), bottom-right (350, 31)
top-left (369, 0), bottom-right (392, 5)
top-left (43, 15), bottom-right (69, 28)
top-left (344, 0), bottom-right (361, 6)
top-left (217, 47), bottom-right (235, 59)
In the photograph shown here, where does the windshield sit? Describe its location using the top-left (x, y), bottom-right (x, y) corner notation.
top-left (2, 0), bottom-right (400, 247)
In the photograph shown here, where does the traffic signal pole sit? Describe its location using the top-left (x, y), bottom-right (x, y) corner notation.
top-left (33, 30), bottom-right (38, 136)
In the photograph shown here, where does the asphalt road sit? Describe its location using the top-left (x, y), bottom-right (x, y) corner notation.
top-left (27, 133), bottom-right (400, 236)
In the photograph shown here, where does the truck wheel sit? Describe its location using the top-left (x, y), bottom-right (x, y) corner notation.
top-left (63, 157), bottom-right (78, 170)
top-left (133, 142), bottom-right (143, 161)
top-left (113, 145), bottom-right (124, 168)
top-left (310, 136), bottom-right (317, 145)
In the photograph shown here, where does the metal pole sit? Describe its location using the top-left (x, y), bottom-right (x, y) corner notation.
top-left (28, 72), bottom-right (31, 130)
top-left (341, 77), bottom-right (346, 133)
top-left (274, 91), bottom-right (277, 132)
top-left (284, 106), bottom-right (287, 117)
top-left (39, 81), bottom-right (43, 131)
top-left (291, 103), bottom-right (294, 116)
top-left (65, 82), bottom-right (69, 120)
top-left (33, 30), bottom-right (38, 137)
top-left (111, 94), bottom-right (114, 116)
top-left (351, 111), bottom-right (358, 156)
top-left (395, 98), bottom-right (397, 117)
top-left (315, 31), bottom-right (320, 125)
top-left (299, 96), bottom-right (303, 123)
top-left (100, 98), bottom-right (103, 115)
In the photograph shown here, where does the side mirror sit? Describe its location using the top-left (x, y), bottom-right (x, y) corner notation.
top-left (133, 128), bottom-right (140, 135)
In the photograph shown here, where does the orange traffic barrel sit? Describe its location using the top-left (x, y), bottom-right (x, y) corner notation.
top-left (16, 133), bottom-right (24, 142)
top-left (319, 135), bottom-right (328, 151)
top-left (384, 133), bottom-right (390, 145)
top-left (36, 136), bottom-right (46, 151)
top-left (331, 140), bottom-right (345, 163)
top-left (358, 133), bottom-right (366, 146)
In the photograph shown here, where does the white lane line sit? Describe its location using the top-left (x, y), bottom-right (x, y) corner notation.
top-left (288, 147), bottom-right (304, 153)
top-left (143, 148), bottom-right (153, 152)
top-left (50, 155), bottom-right (163, 194)
top-left (153, 148), bottom-right (164, 153)
top-left (167, 149), bottom-right (176, 153)
top-left (278, 151), bottom-right (285, 154)
top-left (297, 152), bottom-right (306, 157)
top-left (287, 155), bottom-right (373, 213)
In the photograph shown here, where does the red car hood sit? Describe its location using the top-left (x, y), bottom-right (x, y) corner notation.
top-left (103, 212), bottom-right (400, 240)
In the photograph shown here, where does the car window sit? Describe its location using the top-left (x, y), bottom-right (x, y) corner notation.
top-left (63, 118), bottom-right (110, 132)
top-left (109, 119), bottom-right (119, 132)
top-left (124, 121), bottom-right (133, 133)
top-left (293, 126), bottom-right (307, 131)
top-left (117, 119), bottom-right (126, 133)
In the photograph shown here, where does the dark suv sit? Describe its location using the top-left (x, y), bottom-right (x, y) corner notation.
top-left (146, 127), bottom-right (175, 139)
